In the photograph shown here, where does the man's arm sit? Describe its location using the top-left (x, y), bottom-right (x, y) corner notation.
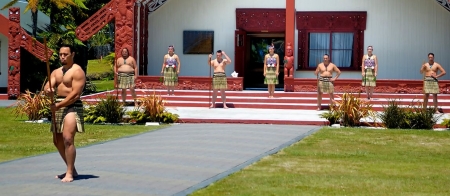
top-left (420, 64), bottom-right (426, 74)
top-left (55, 69), bottom-right (86, 109)
top-left (223, 52), bottom-right (231, 65)
top-left (314, 64), bottom-right (320, 76)
top-left (44, 71), bottom-right (57, 96)
top-left (436, 64), bottom-right (446, 78)
top-left (208, 54), bottom-right (212, 66)
top-left (333, 64), bottom-right (341, 81)
top-left (133, 57), bottom-right (138, 76)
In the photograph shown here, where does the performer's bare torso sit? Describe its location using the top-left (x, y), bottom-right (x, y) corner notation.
top-left (54, 64), bottom-right (84, 97)
top-left (317, 63), bottom-right (336, 77)
top-left (211, 59), bottom-right (227, 73)
top-left (423, 62), bottom-right (440, 77)
top-left (117, 57), bottom-right (136, 73)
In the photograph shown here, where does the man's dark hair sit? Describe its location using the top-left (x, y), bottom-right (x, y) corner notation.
top-left (324, 54), bottom-right (329, 58)
top-left (122, 48), bottom-right (130, 53)
top-left (60, 44), bottom-right (75, 54)
top-left (428, 53), bottom-right (434, 57)
top-left (217, 50), bottom-right (222, 53)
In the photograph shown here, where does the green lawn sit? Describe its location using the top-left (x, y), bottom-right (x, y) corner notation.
top-left (86, 59), bottom-right (112, 74)
top-left (92, 80), bottom-right (115, 92)
top-left (0, 107), bottom-right (168, 163)
top-left (193, 128), bottom-right (450, 196)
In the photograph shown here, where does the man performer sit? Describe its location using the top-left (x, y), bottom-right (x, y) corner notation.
top-left (44, 44), bottom-right (86, 183)
top-left (208, 50), bottom-right (232, 109)
top-left (420, 53), bottom-right (446, 113)
top-left (115, 48), bottom-right (138, 107)
top-left (314, 54), bottom-right (341, 111)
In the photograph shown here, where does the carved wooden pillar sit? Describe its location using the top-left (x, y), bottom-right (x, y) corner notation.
top-left (8, 8), bottom-right (21, 98)
top-left (284, 0), bottom-right (295, 92)
top-left (114, 0), bottom-right (135, 86)
top-left (139, 2), bottom-right (146, 76)
top-left (143, 4), bottom-right (149, 75)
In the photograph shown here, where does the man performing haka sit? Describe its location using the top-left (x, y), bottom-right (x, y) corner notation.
top-left (115, 48), bottom-right (138, 107)
top-left (420, 53), bottom-right (446, 113)
top-left (314, 54), bottom-right (341, 111)
top-left (44, 44), bottom-right (86, 182)
top-left (208, 50), bottom-right (232, 109)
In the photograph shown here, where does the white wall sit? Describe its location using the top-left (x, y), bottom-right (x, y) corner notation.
top-left (0, 34), bottom-right (7, 87)
top-left (147, 0), bottom-right (450, 80)
top-left (147, 0), bottom-right (286, 77)
top-left (294, 0), bottom-right (450, 80)
top-left (0, 1), bottom-right (50, 34)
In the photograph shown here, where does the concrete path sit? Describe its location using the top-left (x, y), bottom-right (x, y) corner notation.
top-left (0, 124), bottom-right (319, 196)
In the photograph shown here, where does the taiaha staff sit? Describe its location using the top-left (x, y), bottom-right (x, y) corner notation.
top-left (44, 38), bottom-right (57, 144)
top-left (209, 52), bottom-right (212, 108)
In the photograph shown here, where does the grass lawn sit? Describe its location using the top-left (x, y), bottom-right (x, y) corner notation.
top-left (92, 80), bottom-right (115, 92)
top-left (86, 59), bottom-right (112, 74)
top-left (193, 127), bottom-right (450, 196)
top-left (0, 107), bottom-right (168, 163)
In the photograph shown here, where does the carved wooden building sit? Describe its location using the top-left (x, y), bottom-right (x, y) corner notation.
top-left (1, 0), bottom-right (450, 99)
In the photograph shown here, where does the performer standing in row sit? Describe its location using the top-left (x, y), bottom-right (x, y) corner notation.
top-left (208, 50), bottom-right (231, 109)
top-left (420, 53), bottom-right (446, 113)
top-left (161, 45), bottom-right (180, 95)
top-left (116, 48), bottom-right (138, 106)
top-left (361, 46), bottom-right (378, 100)
top-left (315, 54), bottom-right (341, 110)
top-left (264, 44), bottom-right (279, 98)
top-left (44, 44), bottom-right (86, 182)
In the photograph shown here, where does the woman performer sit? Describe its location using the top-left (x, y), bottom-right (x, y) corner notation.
top-left (161, 45), bottom-right (180, 95)
top-left (263, 44), bottom-right (279, 98)
top-left (361, 46), bottom-right (378, 100)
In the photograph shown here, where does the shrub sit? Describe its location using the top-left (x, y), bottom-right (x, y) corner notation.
top-left (332, 92), bottom-right (374, 127)
top-left (84, 93), bottom-right (125, 124)
top-left (13, 90), bottom-right (51, 121)
top-left (137, 90), bottom-right (179, 123)
top-left (319, 109), bottom-right (340, 125)
top-left (441, 116), bottom-right (450, 128)
top-left (379, 99), bottom-right (441, 129)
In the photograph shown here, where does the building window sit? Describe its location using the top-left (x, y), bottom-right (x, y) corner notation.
top-left (308, 32), bottom-right (354, 67)
top-left (296, 11), bottom-right (367, 71)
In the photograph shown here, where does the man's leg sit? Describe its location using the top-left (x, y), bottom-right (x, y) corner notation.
top-left (210, 89), bottom-right (217, 108)
top-left (121, 89), bottom-right (127, 103)
top-left (433, 94), bottom-right (439, 113)
top-left (423, 93), bottom-right (429, 109)
top-left (221, 89), bottom-right (228, 109)
top-left (54, 133), bottom-right (78, 179)
top-left (317, 91), bottom-right (322, 111)
top-left (329, 92), bottom-right (335, 107)
top-left (60, 113), bottom-right (78, 183)
top-left (130, 87), bottom-right (138, 107)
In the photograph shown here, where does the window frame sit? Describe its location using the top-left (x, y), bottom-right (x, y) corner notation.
top-left (296, 11), bottom-right (367, 71)
top-left (307, 31), bottom-right (355, 68)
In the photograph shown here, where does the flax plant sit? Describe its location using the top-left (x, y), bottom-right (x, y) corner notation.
top-left (332, 92), bottom-right (375, 127)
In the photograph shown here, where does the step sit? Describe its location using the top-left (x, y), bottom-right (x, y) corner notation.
top-left (82, 90), bottom-right (450, 99)
top-left (0, 94), bottom-right (8, 100)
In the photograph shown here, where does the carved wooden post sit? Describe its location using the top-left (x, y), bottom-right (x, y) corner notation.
top-left (284, 0), bottom-right (295, 92)
top-left (8, 8), bottom-right (21, 98)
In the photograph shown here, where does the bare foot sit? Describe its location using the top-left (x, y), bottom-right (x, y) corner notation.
top-left (55, 170), bottom-right (78, 179)
top-left (317, 107), bottom-right (321, 111)
top-left (223, 105), bottom-right (229, 109)
top-left (61, 174), bottom-right (74, 183)
top-left (209, 104), bottom-right (215, 108)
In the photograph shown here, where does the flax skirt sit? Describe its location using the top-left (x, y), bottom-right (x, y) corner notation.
top-left (163, 67), bottom-right (178, 86)
top-left (264, 67), bottom-right (278, 85)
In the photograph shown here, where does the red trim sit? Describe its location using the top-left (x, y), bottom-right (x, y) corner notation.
top-left (236, 8), bottom-right (286, 33)
top-left (296, 11), bottom-right (367, 71)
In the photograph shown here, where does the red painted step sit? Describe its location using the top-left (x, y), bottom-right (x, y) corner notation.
top-left (0, 94), bottom-right (8, 100)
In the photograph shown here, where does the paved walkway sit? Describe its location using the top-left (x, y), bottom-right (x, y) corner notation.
top-left (0, 124), bottom-right (319, 196)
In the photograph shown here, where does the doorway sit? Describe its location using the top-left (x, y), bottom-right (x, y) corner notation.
top-left (244, 34), bottom-right (285, 90)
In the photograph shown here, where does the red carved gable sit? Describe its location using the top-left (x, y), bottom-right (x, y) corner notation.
top-left (236, 8), bottom-right (286, 32)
